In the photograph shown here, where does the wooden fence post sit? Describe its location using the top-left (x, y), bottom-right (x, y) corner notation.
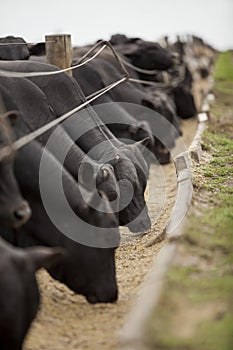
top-left (45, 34), bottom-right (73, 76)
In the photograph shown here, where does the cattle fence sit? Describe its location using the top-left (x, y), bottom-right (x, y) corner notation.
top-left (0, 35), bottom-right (185, 162)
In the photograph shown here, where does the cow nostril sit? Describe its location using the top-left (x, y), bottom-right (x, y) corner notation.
top-left (14, 210), bottom-right (24, 220)
top-left (14, 210), bottom-right (26, 220)
top-left (13, 202), bottom-right (31, 223)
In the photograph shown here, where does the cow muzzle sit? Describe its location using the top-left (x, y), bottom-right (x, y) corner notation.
top-left (127, 216), bottom-right (151, 233)
top-left (86, 287), bottom-right (118, 304)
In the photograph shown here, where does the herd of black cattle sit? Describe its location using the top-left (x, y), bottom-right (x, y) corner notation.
top-left (0, 33), bottom-right (216, 349)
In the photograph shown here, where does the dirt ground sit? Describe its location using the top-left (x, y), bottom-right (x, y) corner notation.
top-left (24, 118), bottom-right (197, 350)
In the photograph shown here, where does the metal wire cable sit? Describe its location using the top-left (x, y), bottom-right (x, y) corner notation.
top-left (0, 40), bottom-right (130, 161)
top-left (0, 41), bottom-right (55, 46)
top-left (128, 78), bottom-right (170, 88)
top-left (0, 40), bottom-right (130, 79)
top-left (119, 57), bottom-right (160, 75)
top-left (0, 44), bottom-right (107, 77)
top-left (0, 76), bottom-right (127, 161)
top-left (0, 40), bottom-right (185, 161)
top-left (0, 39), bottom-right (184, 87)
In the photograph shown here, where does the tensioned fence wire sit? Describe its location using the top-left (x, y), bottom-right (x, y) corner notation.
top-left (0, 40), bottom-right (185, 160)
top-left (0, 40), bottom-right (184, 86)
top-left (0, 41), bottom-right (128, 78)
top-left (0, 41), bottom-right (130, 161)
top-left (0, 76), bottom-right (127, 161)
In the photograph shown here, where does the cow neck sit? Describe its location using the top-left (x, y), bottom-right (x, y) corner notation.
top-left (74, 77), bottom-right (119, 149)
top-left (0, 76), bottom-right (98, 181)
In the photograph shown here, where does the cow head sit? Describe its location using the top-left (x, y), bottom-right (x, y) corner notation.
top-left (46, 192), bottom-right (119, 304)
top-left (49, 240), bottom-right (118, 304)
top-left (0, 36), bottom-right (30, 60)
top-left (138, 98), bottom-right (179, 164)
top-left (168, 65), bottom-right (197, 119)
top-left (109, 139), bottom-right (151, 233)
top-left (8, 140), bottom-right (120, 305)
top-left (142, 91), bottom-right (183, 137)
top-left (172, 84), bottom-right (197, 119)
top-left (119, 41), bottom-right (174, 71)
top-left (0, 111), bottom-right (31, 228)
top-left (0, 238), bottom-right (64, 349)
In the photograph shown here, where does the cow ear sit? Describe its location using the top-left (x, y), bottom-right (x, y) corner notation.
top-left (101, 167), bottom-right (110, 180)
top-left (112, 154), bottom-right (123, 165)
top-left (132, 137), bottom-right (152, 161)
top-left (133, 137), bottom-right (151, 151)
top-left (128, 121), bottom-right (147, 137)
top-left (99, 164), bottom-right (114, 181)
top-left (79, 162), bottom-right (95, 188)
top-left (25, 247), bottom-right (65, 271)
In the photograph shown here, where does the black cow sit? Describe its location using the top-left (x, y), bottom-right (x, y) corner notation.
top-left (0, 82), bottom-right (120, 302)
top-left (109, 34), bottom-right (175, 71)
top-left (0, 237), bottom-right (64, 350)
top-left (1, 138), bottom-right (120, 303)
top-left (0, 78), bottom-right (118, 200)
top-left (70, 58), bottom-right (154, 159)
top-left (108, 35), bottom-right (197, 119)
top-left (28, 42), bottom-right (179, 159)
top-left (146, 86), bottom-right (182, 135)
top-left (158, 38), bottom-right (197, 119)
top-left (0, 60), bottom-right (151, 233)
top-left (72, 56), bottom-right (180, 163)
top-left (172, 78), bottom-right (197, 118)
top-left (0, 105), bottom-right (31, 228)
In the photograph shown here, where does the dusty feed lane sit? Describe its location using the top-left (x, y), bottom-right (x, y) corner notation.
top-left (24, 118), bottom-right (197, 350)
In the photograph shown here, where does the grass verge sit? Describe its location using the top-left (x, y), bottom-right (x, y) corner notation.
top-left (144, 51), bottom-right (233, 350)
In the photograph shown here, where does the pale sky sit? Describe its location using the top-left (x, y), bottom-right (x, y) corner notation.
top-left (1, 0), bottom-right (233, 50)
